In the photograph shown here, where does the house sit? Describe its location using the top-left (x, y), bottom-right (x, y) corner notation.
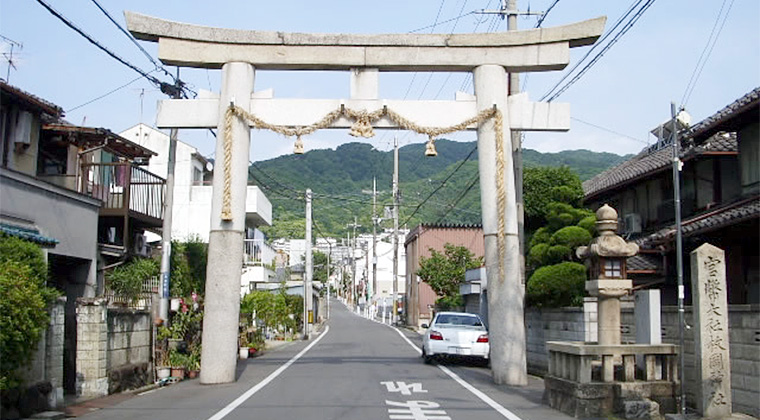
top-left (119, 123), bottom-right (275, 295)
top-left (583, 88), bottom-right (759, 305)
top-left (404, 223), bottom-right (485, 328)
top-left (1, 80), bottom-right (164, 403)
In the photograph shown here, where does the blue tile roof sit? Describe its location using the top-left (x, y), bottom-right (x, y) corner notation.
top-left (0, 223), bottom-right (58, 247)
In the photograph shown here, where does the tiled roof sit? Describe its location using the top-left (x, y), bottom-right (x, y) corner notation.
top-left (0, 223), bottom-right (59, 247)
top-left (637, 197), bottom-right (759, 248)
top-left (0, 80), bottom-right (63, 118)
top-left (626, 253), bottom-right (661, 273)
top-left (690, 87), bottom-right (760, 141)
top-left (583, 132), bottom-right (737, 199)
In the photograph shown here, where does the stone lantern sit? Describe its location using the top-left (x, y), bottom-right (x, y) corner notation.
top-left (576, 204), bottom-right (638, 346)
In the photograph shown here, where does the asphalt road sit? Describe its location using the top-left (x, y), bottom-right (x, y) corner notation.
top-left (77, 300), bottom-right (572, 420)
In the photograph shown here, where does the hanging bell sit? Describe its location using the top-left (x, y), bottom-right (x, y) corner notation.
top-left (425, 138), bottom-right (438, 157)
top-left (293, 136), bottom-right (305, 154)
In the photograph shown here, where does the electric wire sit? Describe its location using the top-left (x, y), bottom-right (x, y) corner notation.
top-left (34, 0), bottom-right (182, 98)
top-left (400, 145), bottom-right (478, 226)
top-left (534, 0), bottom-right (561, 28)
top-left (89, 0), bottom-right (174, 80)
top-left (680, 0), bottom-right (734, 108)
top-left (541, 0), bottom-right (657, 102)
top-left (434, 171), bottom-right (480, 223)
top-left (66, 73), bottom-right (148, 112)
top-left (571, 117), bottom-right (648, 145)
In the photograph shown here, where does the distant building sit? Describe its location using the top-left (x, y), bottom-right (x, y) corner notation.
top-left (404, 224), bottom-right (485, 328)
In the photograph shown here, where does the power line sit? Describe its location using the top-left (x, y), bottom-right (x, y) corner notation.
top-left (66, 73), bottom-right (148, 112)
top-left (89, 0), bottom-right (173, 80)
top-left (401, 145), bottom-right (478, 226)
top-left (571, 117), bottom-right (648, 145)
top-left (680, 0), bottom-right (734, 108)
top-left (534, 0), bottom-right (561, 28)
top-left (435, 171), bottom-right (480, 223)
top-left (35, 0), bottom-right (182, 98)
top-left (541, 0), bottom-right (657, 102)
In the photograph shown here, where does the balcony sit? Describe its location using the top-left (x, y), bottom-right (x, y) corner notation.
top-left (243, 238), bottom-right (276, 266)
top-left (79, 162), bottom-right (165, 227)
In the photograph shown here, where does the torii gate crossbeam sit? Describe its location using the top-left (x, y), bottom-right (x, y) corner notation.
top-left (125, 11), bottom-right (605, 386)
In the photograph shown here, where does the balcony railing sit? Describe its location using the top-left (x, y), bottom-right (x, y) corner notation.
top-left (80, 162), bottom-right (165, 222)
top-left (244, 239), bottom-right (276, 266)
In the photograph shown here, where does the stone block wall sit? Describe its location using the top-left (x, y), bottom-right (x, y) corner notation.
top-left (620, 304), bottom-right (759, 417)
top-left (525, 307), bottom-right (586, 375)
top-left (106, 308), bottom-right (152, 394)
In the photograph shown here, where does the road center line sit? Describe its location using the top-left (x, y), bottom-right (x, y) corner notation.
top-left (205, 326), bottom-right (330, 420)
top-left (390, 326), bottom-right (524, 420)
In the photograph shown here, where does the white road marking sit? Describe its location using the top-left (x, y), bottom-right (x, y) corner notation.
top-left (390, 326), bottom-right (524, 420)
top-left (205, 326), bottom-right (330, 420)
top-left (381, 381), bottom-right (428, 395)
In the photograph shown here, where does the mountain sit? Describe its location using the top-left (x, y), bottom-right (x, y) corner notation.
top-left (249, 140), bottom-right (631, 239)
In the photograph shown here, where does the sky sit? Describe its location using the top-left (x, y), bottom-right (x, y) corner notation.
top-left (2, 0), bottom-right (758, 163)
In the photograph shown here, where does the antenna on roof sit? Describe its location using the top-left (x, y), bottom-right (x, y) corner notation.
top-left (0, 35), bottom-right (23, 83)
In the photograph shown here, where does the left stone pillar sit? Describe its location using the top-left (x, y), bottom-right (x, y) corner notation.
top-left (200, 62), bottom-right (254, 384)
top-left (76, 298), bottom-right (108, 398)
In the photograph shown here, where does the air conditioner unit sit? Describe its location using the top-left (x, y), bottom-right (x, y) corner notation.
top-left (623, 213), bottom-right (642, 234)
top-left (133, 233), bottom-right (149, 257)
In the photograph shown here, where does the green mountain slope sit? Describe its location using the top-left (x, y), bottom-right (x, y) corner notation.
top-left (249, 140), bottom-right (630, 239)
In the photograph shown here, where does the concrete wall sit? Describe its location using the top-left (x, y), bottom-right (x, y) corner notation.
top-left (525, 307), bottom-right (586, 375)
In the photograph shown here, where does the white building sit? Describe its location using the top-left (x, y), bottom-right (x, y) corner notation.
top-left (120, 124), bottom-right (275, 295)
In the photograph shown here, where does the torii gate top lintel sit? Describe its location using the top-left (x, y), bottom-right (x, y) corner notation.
top-left (125, 11), bottom-right (605, 71)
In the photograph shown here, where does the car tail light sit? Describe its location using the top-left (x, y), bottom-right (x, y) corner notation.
top-left (476, 334), bottom-right (489, 343)
top-left (429, 331), bottom-right (443, 340)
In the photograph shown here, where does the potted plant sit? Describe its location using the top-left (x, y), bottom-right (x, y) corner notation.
top-left (155, 326), bottom-right (171, 380)
top-left (169, 349), bottom-right (187, 380)
top-left (186, 345), bottom-right (201, 379)
top-left (239, 330), bottom-right (249, 359)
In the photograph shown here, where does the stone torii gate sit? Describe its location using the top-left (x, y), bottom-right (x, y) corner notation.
top-left (126, 12), bottom-right (605, 386)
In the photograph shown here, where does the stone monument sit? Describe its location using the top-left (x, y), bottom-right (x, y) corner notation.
top-left (690, 243), bottom-right (731, 418)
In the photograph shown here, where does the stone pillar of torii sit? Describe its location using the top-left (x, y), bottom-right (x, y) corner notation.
top-left (126, 11), bottom-right (605, 386)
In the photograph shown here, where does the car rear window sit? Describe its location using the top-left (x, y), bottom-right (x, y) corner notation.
top-left (435, 314), bottom-right (483, 327)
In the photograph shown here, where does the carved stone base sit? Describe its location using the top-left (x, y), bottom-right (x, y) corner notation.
top-left (544, 375), bottom-right (677, 419)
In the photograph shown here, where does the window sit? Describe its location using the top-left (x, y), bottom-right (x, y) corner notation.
top-left (603, 259), bottom-right (622, 278)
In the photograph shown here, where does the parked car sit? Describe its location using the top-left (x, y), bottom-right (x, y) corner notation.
top-left (421, 311), bottom-right (489, 364)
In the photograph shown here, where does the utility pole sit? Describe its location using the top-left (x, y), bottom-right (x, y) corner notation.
top-left (671, 102), bottom-right (686, 415)
top-left (304, 189), bottom-right (313, 339)
top-left (326, 240), bottom-right (331, 319)
top-left (347, 217), bottom-right (361, 311)
top-left (391, 137), bottom-right (400, 326)
top-left (372, 177), bottom-right (378, 314)
top-left (159, 71), bottom-right (182, 325)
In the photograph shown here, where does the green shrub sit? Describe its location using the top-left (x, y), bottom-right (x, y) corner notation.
top-left (106, 258), bottom-right (158, 301)
top-left (577, 215), bottom-right (596, 235)
top-left (527, 243), bottom-right (550, 268)
top-left (546, 245), bottom-right (572, 264)
top-left (529, 227), bottom-right (551, 249)
top-left (550, 226), bottom-right (592, 249)
top-left (526, 262), bottom-right (587, 308)
top-left (0, 236), bottom-right (58, 390)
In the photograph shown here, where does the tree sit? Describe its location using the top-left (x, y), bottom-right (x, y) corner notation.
top-left (524, 166), bottom-right (584, 232)
top-left (524, 169), bottom-right (594, 308)
top-left (416, 244), bottom-right (482, 310)
top-left (0, 235), bottom-right (58, 390)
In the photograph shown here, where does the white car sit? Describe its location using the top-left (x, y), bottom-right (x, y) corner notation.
top-left (421, 311), bottom-right (489, 364)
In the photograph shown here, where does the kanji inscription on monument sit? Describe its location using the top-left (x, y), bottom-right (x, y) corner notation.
top-left (690, 243), bottom-right (731, 418)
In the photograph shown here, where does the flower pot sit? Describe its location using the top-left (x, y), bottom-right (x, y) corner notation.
top-left (157, 367), bottom-right (171, 380)
top-left (187, 370), bottom-right (199, 379)
top-left (239, 347), bottom-right (248, 359)
top-left (171, 367), bottom-right (185, 380)
top-left (248, 347), bottom-right (257, 357)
